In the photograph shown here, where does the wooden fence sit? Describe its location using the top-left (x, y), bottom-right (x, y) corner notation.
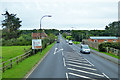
top-left (0, 49), bottom-right (32, 73)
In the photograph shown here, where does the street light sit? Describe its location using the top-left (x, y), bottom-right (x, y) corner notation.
top-left (39, 15), bottom-right (52, 54)
top-left (40, 15), bottom-right (52, 31)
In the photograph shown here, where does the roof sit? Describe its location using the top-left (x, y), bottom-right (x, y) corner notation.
top-left (90, 36), bottom-right (118, 39)
top-left (32, 33), bottom-right (47, 38)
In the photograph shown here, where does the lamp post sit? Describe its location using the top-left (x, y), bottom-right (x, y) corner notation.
top-left (39, 15), bottom-right (52, 54)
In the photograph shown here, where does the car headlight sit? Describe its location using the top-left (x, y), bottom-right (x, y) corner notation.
top-left (83, 49), bottom-right (85, 51)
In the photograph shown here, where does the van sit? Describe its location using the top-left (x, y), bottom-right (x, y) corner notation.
top-left (80, 44), bottom-right (90, 54)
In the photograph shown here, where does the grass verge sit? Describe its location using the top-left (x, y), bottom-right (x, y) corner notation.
top-left (2, 46), bottom-right (31, 62)
top-left (2, 42), bottom-right (55, 78)
top-left (90, 47), bottom-right (120, 59)
top-left (73, 41), bottom-right (80, 44)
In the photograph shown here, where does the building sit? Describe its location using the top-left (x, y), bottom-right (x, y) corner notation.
top-left (32, 30), bottom-right (47, 39)
top-left (88, 36), bottom-right (120, 43)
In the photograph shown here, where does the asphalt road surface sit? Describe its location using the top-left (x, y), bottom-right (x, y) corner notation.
top-left (28, 34), bottom-right (119, 80)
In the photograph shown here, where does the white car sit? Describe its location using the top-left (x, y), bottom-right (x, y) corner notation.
top-left (69, 40), bottom-right (73, 45)
top-left (66, 40), bottom-right (69, 42)
top-left (80, 45), bottom-right (90, 54)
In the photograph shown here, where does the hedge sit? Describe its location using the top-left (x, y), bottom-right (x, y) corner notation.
top-left (98, 42), bottom-right (120, 52)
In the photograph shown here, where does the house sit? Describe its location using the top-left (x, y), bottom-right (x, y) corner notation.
top-left (32, 30), bottom-right (47, 39)
top-left (88, 36), bottom-right (120, 43)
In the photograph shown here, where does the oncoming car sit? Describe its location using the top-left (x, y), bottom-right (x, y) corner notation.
top-left (69, 40), bottom-right (73, 45)
top-left (80, 45), bottom-right (90, 54)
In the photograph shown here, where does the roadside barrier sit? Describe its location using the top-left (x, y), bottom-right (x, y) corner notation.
top-left (0, 49), bottom-right (32, 73)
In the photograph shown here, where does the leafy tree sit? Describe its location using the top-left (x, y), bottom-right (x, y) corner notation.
top-left (2, 11), bottom-right (22, 40)
top-left (105, 21), bottom-right (120, 37)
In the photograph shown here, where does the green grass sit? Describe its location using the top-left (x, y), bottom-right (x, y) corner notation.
top-left (90, 47), bottom-right (120, 59)
top-left (2, 42), bottom-right (55, 78)
top-left (73, 41), bottom-right (80, 44)
top-left (62, 35), bottom-right (66, 40)
top-left (2, 46), bottom-right (31, 62)
top-left (66, 36), bottom-right (72, 39)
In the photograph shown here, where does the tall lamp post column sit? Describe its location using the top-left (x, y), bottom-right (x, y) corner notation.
top-left (39, 15), bottom-right (52, 54)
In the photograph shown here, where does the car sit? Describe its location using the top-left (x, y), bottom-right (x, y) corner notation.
top-left (69, 40), bottom-right (73, 45)
top-left (57, 40), bottom-right (60, 43)
top-left (66, 40), bottom-right (69, 43)
top-left (80, 44), bottom-right (90, 54)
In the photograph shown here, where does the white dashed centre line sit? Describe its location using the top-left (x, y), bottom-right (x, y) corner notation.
top-left (63, 57), bottom-right (66, 67)
top-left (62, 52), bottom-right (64, 56)
top-left (66, 73), bottom-right (69, 80)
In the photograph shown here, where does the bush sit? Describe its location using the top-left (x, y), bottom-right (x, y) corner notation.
top-left (98, 42), bottom-right (120, 52)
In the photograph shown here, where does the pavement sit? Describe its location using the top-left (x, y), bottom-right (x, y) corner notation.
top-left (27, 34), bottom-right (119, 80)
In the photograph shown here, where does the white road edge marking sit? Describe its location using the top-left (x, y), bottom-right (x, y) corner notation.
top-left (102, 73), bottom-right (111, 80)
top-left (68, 72), bottom-right (96, 80)
top-left (66, 73), bottom-right (69, 80)
top-left (84, 58), bottom-right (94, 66)
top-left (67, 68), bottom-right (104, 77)
top-left (63, 57), bottom-right (66, 67)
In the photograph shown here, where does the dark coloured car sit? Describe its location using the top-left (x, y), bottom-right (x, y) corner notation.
top-left (57, 40), bottom-right (60, 43)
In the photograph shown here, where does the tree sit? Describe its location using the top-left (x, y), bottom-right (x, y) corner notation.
top-left (105, 21), bottom-right (120, 37)
top-left (2, 11), bottom-right (22, 40)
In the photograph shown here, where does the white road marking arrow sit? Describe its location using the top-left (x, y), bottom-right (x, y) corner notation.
top-left (54, 48), bottom-right (58, 54)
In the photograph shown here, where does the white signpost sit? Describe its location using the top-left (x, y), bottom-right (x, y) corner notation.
top-left (32, 39), bottom-right (42, 49)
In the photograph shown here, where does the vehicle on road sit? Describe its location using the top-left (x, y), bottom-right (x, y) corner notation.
top-left (66, 40), bottom-right (69, 43)
top-left (57, 39), bottom-right (60, 43)
top-left (69, 40), bottom-right (73, 45)
top-left (80, 44), bottom-right (90, 54)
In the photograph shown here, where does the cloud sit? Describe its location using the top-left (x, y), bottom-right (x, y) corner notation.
top-left (0, 0), bottom-right (118, 30)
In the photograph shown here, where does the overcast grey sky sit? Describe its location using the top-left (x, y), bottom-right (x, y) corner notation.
top-left (0, 0), bottom-right (119, 30)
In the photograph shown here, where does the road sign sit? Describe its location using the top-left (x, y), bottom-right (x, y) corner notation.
top-left (32, 39), bottom-right (42, 49)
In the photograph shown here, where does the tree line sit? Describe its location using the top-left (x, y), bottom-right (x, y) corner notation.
top-left (61, 21), bottom-right (120, 42)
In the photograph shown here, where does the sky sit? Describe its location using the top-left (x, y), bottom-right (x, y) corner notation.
top-left (0, 0), bottom-right (119, 30)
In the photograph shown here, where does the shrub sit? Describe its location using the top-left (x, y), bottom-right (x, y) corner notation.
top-left (98, 42), bottom-right (120, 52)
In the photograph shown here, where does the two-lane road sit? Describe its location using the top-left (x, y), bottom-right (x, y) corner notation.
top-left (27, 34), bottom-right (119, 80)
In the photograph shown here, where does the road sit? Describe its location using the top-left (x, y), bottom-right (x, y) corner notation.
top-left (27, 34), bottom-right (119, 80)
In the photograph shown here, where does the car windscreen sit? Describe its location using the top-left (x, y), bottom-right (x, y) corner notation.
top-left (82, 45), bottom-right (89, 49)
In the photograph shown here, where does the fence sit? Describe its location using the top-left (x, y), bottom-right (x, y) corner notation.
top-left (82, 39), bottom-right (99, 49)
top-left (106, 47), bottom-right (120, 56)
top-left (0, 49), bottom-right (32, 73)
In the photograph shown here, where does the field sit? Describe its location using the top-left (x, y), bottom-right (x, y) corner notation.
top-left (2, 46), bottom-right (31, 62)
top-left (2, 42), bottom-right (55, 78)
